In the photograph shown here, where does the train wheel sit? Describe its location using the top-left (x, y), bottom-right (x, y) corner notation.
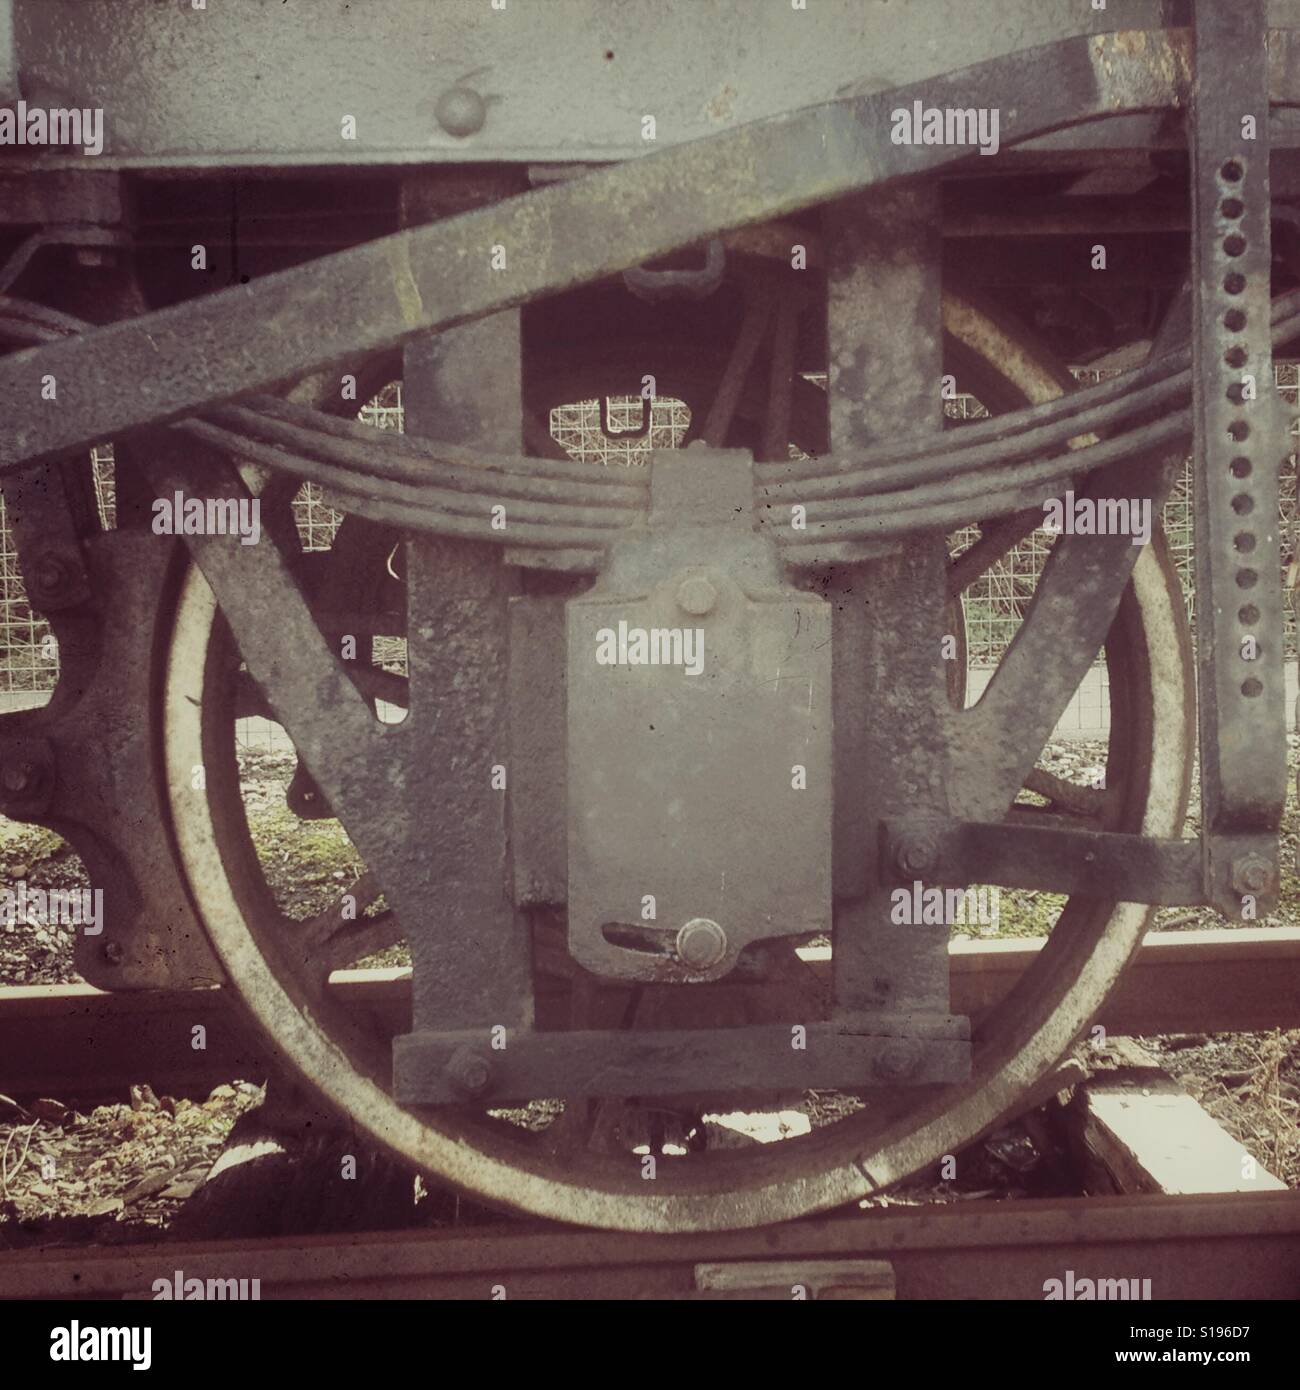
top-left (161, 292), bottom-right (1193, 1232)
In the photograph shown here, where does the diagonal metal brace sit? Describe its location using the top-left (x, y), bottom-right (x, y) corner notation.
top-left (1190, 0), bottom-right (1287, 914)
top-left (0, 31), bottom-right (1206, 473)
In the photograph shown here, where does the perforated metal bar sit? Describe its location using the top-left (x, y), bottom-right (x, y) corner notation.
top-left (1191, 0), bottom-right (1287, 912)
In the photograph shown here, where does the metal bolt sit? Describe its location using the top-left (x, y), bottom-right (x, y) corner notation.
top-left (873, 1038), bottom-right (921, 1082)
top-left (102, 940), bottom-right (125, 966)
top-left (1231, 853), bottom-right (1272, 896)
top-left (893, 833), bottom-right (938, 879)
top-left (1, 762), bottom-right (33, 795)
top-left (675, 575), bottom-right (717, 617)
top-left (444, 1046), bottom-right (493, 1098)
top-left (435, 86), bottom-right (487, 138)
top-left (675, 917), bottom-right (727, 970)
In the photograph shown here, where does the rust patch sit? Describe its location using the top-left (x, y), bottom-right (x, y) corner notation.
top-left (1091, 29), bottom-right (1191, 111)
top-left (705, 84), bottom-right (739, 123)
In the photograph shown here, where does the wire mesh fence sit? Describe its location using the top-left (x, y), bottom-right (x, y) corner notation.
top-left (950, 363), bottom-right (1300, 666)
top-left (0, 370), bottom-right (1296, 715)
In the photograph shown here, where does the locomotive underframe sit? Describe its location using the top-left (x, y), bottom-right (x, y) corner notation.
top-left (0, 2), bottom-right (1295, 1222)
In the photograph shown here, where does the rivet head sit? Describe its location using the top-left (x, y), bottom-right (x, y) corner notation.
top-left (676, 917), bottom-right (727, 970)
top-left (435, 87), bottom-right (487, 138)
top-left (676, 575), bottom-right (717, 617)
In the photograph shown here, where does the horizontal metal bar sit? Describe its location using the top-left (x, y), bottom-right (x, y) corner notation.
top-left (392, 1023), bottom-right (971, 1104)
top-left (885, 818), bottom-right (1206, 905)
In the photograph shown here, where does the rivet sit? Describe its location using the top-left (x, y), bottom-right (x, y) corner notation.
top-left (435, 87), bottom-right (487, 138)
top-left (676, 575), bottom-right (717, 617)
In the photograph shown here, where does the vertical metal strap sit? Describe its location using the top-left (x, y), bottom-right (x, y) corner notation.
top-left (399, 175), bottom-right (535, 1032)
top-left (824, 187), bottom-right (956, 1021)
top-left (1190, 0), bottom-right (1286, 911)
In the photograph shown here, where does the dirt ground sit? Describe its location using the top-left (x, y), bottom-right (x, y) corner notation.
top-left (1, 735), bottom-right (1297, 1241)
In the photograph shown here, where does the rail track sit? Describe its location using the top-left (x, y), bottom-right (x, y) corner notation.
top-left (4, 928), bottom-right (1299, 1103)
top-left (3, 1192), bottom-right (1298, 1300)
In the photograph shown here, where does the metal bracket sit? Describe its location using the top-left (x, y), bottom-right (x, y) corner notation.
top-left (392, 1018), bottom-right (969, 1104)
top-left (1190, 0), bottom-right (1287, 915)
top-left (623, 239), bottom-right (725, 302)
top-left (565, 448), bottom-right (833, 984)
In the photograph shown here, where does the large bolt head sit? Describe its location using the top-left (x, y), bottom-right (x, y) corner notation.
top-left (444, 1046), bottom-right (493, 1098)
top-left (675, 575), bottom-right (717, 617)
top-left (675, 917), bottom-right (727, 971)
top-left (1231, 854), bottom-right (1273, 896)
top-left (435, 87), bottom-right (487, 137)
top-left (894, 834), bottom-right (938, 878)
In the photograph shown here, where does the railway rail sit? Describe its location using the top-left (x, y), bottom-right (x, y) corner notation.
top-left (4, 1192), bottom-right (1300, 1301)
top-left (4, 928), bottom-right (1300, 1103)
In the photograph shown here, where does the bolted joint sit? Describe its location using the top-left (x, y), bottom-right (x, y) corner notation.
top-left (892, 831), bottom-right (939, 880)
top-left (444, 1046), bottom-right (493, 1099)
top-left (1230, 853), bottom-right (1274, 898)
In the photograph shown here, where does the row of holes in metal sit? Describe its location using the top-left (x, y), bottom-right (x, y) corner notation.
top-left (1219, 157), bottom-right (1265, 699)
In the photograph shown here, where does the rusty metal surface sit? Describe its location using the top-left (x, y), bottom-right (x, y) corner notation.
top-left (825, 187), bottom-right (954, 1023)
top-left (4, 0), bottom-right (1214, 171)
top-left (398, 175), bottom-right (533, 1034)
